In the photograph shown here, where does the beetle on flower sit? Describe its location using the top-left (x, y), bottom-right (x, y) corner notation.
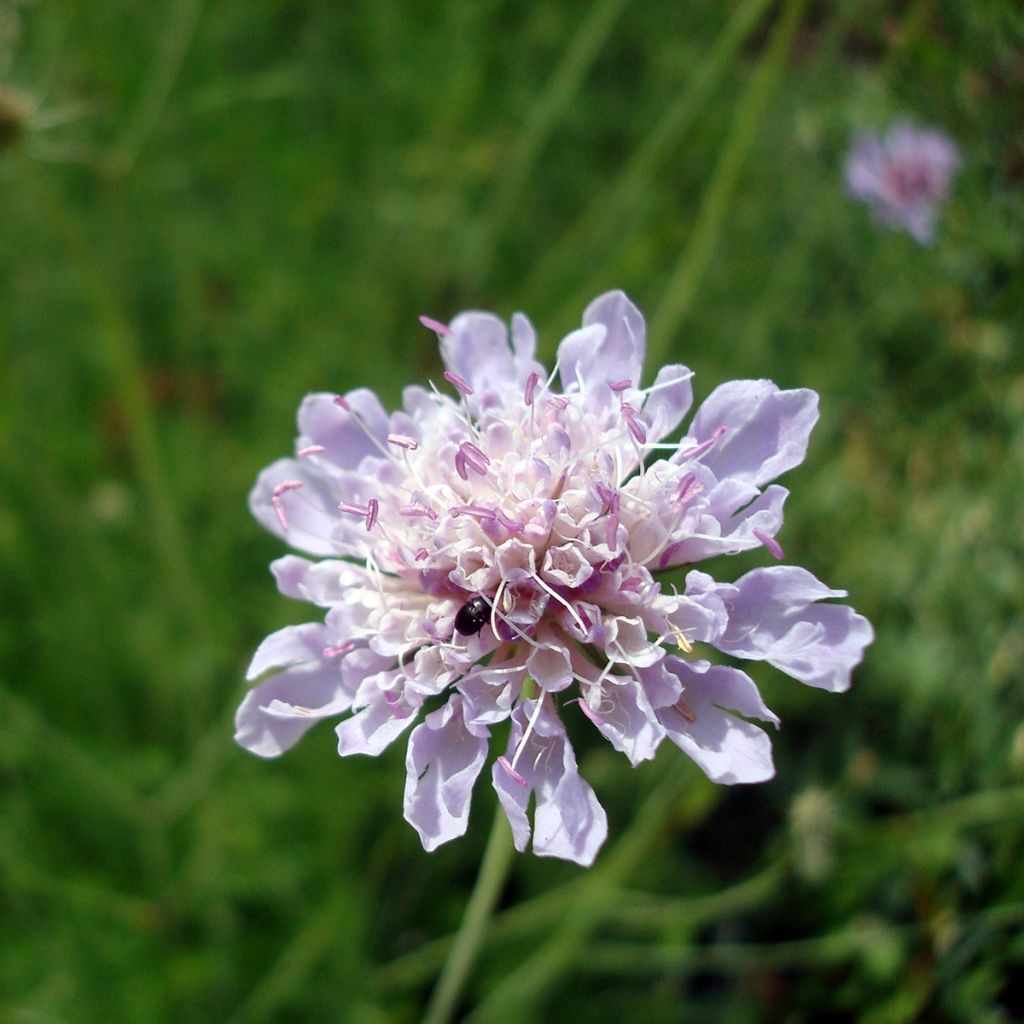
top-left (236, 291), bottom-right (873, 866)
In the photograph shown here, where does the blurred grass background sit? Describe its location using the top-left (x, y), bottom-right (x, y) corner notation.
top-left (1, 1), bottom-right (1023, 1021)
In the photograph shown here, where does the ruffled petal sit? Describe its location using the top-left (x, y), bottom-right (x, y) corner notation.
top-left (403, 696), bottom-right (489, 851)
top-left (234, 659), bottom-right (354, 758)
top-left (296, 389), bottom-right (390, 469)
top-left (641, 364), bottom-right (693, 442)
top-left (689, 381), bottom-right (819, 487)
top-left (335, 698), bottom-right (419, 756)
top-left (246, 622), bottom-right (327, 680)
top-left (656, 659), bottom-right (776, 783)
top-left (583, 676), bottom-right (665, 766)
top-left (492, 700), bottom-right (607, 866)
top-left (713, 566), bottom-right (874, 691)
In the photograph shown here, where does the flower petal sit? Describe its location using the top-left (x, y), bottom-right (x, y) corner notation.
top-left (689, 381), bottom-right (819, 487)
top-left (297, 389), bottom-right (390, 469)
top-left (403, 696), bottom-right (489, 851)
top-left (492, 700), bottom-right (607, 866)
top-left (246, 622), bottom-right (327, 680)
top-left (234, 659), bottom-right (354, 758)
top-left (584, 676), bottom-right (665, 766)
top-left (713, 566), bottom-right (874, 691)
top-left (641, 364), bottom-right (693, 442)
top-left (656, 659), bottom-right (776, 783)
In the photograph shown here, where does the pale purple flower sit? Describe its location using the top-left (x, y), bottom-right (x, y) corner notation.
top-left (236, 291), bottom-right (873, 866)
top-left (845, 120), bottom-right (961, 243)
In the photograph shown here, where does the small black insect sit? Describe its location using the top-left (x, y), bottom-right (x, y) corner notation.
top-left (454, 595), bottom-right (491, 636)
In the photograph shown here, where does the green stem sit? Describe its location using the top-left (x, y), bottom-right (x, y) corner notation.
top-left (421, 803), bottom-right (516, 1024)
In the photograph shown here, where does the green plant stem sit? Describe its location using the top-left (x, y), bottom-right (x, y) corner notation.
top-left (648, 0), bottom-right (808, 365)
top-left (421, 804), bottom-right (516, 1024)
top-left (464, 768), bottom-right (688, 1024)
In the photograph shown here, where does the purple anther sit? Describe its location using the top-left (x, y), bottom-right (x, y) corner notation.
top-left (414, 548), bottom-right (429, 561)
top-left (323, 641), bottom-right (357, 659)
top-left (753, 527), bottom-right (785, 560)
top-left (450, 504), bottom-right (496, 521)
top-left (444, 370), bottom-right (474, 396)
top-left (658, 541), bottom-right (682, 570)
top-left (622, 407), bottom-right (647, 444)
top-left (365, 498), bottom-right (379, 531)
top-left (338, 501), bottom-right (370, 517)
top-left (497, 755), bottom-right (527, 786)
top-left (270, 480), bottom-right (304, 531)
top-left (610, 379), bottom-right (632, 393)
top-left (494, 508), bottom-right (525, 534)
top-left (460, 441), bottom-right (490, 466)
top-left (332, 394), bottom-right (351, 411)
top-left (297, 445), bottom-right (326, 458)
top-left (524, 372), bottom-right (540, 406)
top-left (454, 450), bottom-right (470, 481)
top-left (549, 395), bottom-right (570, 410)
top-left (676, 472), bottom-right (704, 506)
top-left (418, 314), bottom-right (453, 336)
top-left (680, 426), bottom-right (726, 461)
top-left (387, 433), bottom-right (419, 451)
top-left (458, 441), bottom-right (489, 476)
top-left (400, 504), bottom-right (436, 520)
top-left (576, 699), bottom-right (605, 727)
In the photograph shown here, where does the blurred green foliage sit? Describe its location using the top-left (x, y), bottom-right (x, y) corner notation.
top-left (1, 1), bottom-right (1022, 1021)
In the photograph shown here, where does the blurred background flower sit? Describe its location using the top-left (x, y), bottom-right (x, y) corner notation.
top-left (1, 2), bottom-right (1022, 1022)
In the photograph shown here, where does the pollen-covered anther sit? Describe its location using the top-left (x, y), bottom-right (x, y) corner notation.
top-left (444, 370), bottom-right (474, 396)
top-left (620, 403), bottom-right (647, 444)
top-left (675, 698), bottom-right (697, 722)
top-left (753, 527), bottom-right (785, 560)
top-left (387, 433), bottom-right (419, 451)
top-left (497, 754), bottom-right (527, 785)
top-left (270, 479), bottom-right (304, 531)
top-left (400, 504), bottom-right (437, 521)
top-left (524, 371), bottom-right (540, 406)
top-left (672, 628), bottom-right (693, 654)
top-left (418, 314), bottom-right (452, 337)
top-left (680, 425), bottom-right (727, 461)
top-left (450, 504), bottom-right (496, 521)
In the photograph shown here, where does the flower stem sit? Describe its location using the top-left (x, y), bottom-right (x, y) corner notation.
top-left (420, 803), bottom-right (515, 1024)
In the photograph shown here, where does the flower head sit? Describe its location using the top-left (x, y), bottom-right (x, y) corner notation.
top-left (237, 291), bottom-right (872, 865)
top-left (845, 120), bottom-right (961, 244)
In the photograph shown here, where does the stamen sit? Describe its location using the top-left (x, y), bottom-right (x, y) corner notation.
top-left (338, 501), bottom-right (370, 517)
top-left (418, 315), bottom-right (452, 336)
top-left (297, 445), bottom-right (325, 458)
top-left (323, 641), bottom-right (357, 659)
top-left (414, 548), bottom-right (429, 561)
top-left (672, 627), bottom-right (693, 654)
top-left (610, 379), bottom-right (632, 393)
top-left (676, 472), bottom-right (704, 505)
top-left (510, 693), bottom-right (548, 771)
top-left (620, 403), bottom-right (648, 444)
top-left (387, 433), bottom-right (419, 451)
top-left (400, 504), bottom-right (437, 521)
top-left (524, 372), bottom-right (540, 406)
top-left (365, 498), bottom-right (379, 531)
top-left (271, 480), bottom-right (303, 531)
top-left (494, 508), bottom-right (525, 534)
top-left (675, 698), bottom-right (697, 723)
top-left (575, 698), bottom-right (605, 727)
top-left (454, 450), bottom-right (470, 480)
top-left (679, 425), bottom-right (726, 461)
top-left (332, 394), bottom-right (351, 411)
top-left (450, 504), bottom-right (496, 521)
top-left (497, 755), bottom-right (527, 786)
top-left (460, 441), bottom-right (490, 467)
top-left (753, 527), bottom-right (785, 560)
top-left (548, 395), bottom-right (570, 410)
top-left (444, 370), bottom-right (474, 396)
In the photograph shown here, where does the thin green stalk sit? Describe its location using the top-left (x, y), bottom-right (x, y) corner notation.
top-left (648, 0), bottom-right (808, 365)
top-left (421, 804), bottom-right (516, 1024)
top-left (520, 0), bottom-right (775, 312)
top-left (459, 0), bottom-right (630, 288)
top-left (464, 768), bottom-right (690, 1024)
top-left (106, 0), bottom-right (205, 176)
